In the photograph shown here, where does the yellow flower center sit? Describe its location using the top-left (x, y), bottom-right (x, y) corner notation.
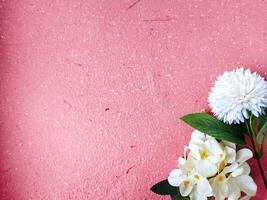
top-left (219, 161), bottom-right (226, 172)
top-left (194, 175), bottom-right (200, 180)
top-left (183, 180), bottom-right (190, 186)
top-left (219, 153), bottom-right (224, 158)
top-left (208, 178), bottom-right (214, 185)
top-left (200, 150), bottom-right (209, 159)
top-left (218, 175), bottom-right (225, 182)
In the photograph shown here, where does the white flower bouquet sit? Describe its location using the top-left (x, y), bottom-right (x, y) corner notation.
top-left (151, 68), bottom-right (267, 200)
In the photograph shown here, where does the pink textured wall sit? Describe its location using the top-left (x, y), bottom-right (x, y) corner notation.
top-left (0, 0), bottom-right (267, 199)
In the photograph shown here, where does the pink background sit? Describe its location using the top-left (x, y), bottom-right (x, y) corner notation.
top-left (1, 0), bottom-right (267, 199)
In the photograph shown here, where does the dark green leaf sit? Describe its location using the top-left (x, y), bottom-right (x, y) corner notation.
top-left (171, 194), bottom-right (178, 200)
top-left (235, 123), bottom-right (249, 135)
top-left (257, 121), bottom-right (267, 145)
top-left (151, 180), bottom-right (177, 195)
top-left (252, 109), bottom-right (267, 132)
top-left (170, 194), bottom-right (190, 200)
top-left (180, 113), bottom-right (246, 145)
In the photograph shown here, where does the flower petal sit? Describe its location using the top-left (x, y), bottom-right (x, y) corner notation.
top-left (190, 188), bottom-right (209, 200)
top-left (189, 139), bottom-right (205, 153)
top-left (235, 175), bottom-right (257, 196)
top-left (168, 169), bottom-right (183, 187)
top-left (191, 130), bottom-right (206, 141)
top-left (221, 180), bottom-right (229, 196)
top-left (197, 177), bottom-right (212, 197)
top-left (232, 167), bottom-right (244, 177)
top-left (179, 179), bottom-right (194, 196)
top-left (168, 176), bottom-right (182, 187)
top-left (178, 157), bottom-right (186, 168)
top-left (212, 179), bottom-right (226, 200)
top-left (169, 169), bottom-right (182, 177)
top-left (242, 109), bottom-right (249, 119)
top-left (195, 159), bottom-right (218, 177)
top-left (225, 146), bottom-right (236, 163)
top-left (179, 155), bottom-right (195, 173)
top-left (222, 162), bottom-right (238, 174)
top-left (222, 141), bottom-right (236, 150)
top-left (236, 149), bottom-right (253, 163)
top-left (239, 162), bottom-right (251, 175)
top-left (227, 178), bottom-right (241, 199)
top-left (209, 138), bottom-right (224, 155)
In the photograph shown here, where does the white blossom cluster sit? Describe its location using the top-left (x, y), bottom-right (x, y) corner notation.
top-left (168, 130), bottom-right (257, 200)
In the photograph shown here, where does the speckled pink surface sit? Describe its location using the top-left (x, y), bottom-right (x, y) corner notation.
top-left (1, 0), bottom-right (267, 199)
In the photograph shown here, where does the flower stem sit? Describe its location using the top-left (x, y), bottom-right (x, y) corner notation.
top-left (245, 121), bottom-right (267, 189)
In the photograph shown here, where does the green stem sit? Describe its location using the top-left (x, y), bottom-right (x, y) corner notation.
top-left (249, 114), bottom-right (256, 138)
top-left (245, 120), bottom-right (267, 189)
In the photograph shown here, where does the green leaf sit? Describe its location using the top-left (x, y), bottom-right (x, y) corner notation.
top-left (151, 180), bottom-right (190, 199)
top-left (252, 109), bottom-right (267, 132)
top-left (171, 194), bottom-right (178, 200)
top-left (180, 113), bottom-right (246, 145)
top-left (257, 121), bottom-right (267, 145)
top-left (235, 123), bottom-right (249, 135)
top-left (171, 195), bottom-right (177, 200)
top-left (151, 180), bottom-right (177, 195)
top-left (254, 111), bottom-right (267, 157)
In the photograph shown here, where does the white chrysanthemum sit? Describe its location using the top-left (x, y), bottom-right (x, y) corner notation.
top-left (208, 68), bottom-right (267, 124)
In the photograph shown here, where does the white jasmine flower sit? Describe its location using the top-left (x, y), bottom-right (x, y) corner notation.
top-left (168, 169), bottom-right (185, 187)
top-left (188, 173), bottom-right (212, 200)
top-left (168, 169), bottom-right (212, 199)
top-left (168, 149), bottom-right (195, 187)
top-left (211, 162), bottom-right (239, 200)
top-left (208, 68), bottom-right (267, 124)
top-left (167, 131), bottom-right (256, 200)
top-left (188, 139), bottom-right (219, 177)
top-left (211, 148), bottom-right (257, 199)
top-left (188, 131), bottom-right (236, 177)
